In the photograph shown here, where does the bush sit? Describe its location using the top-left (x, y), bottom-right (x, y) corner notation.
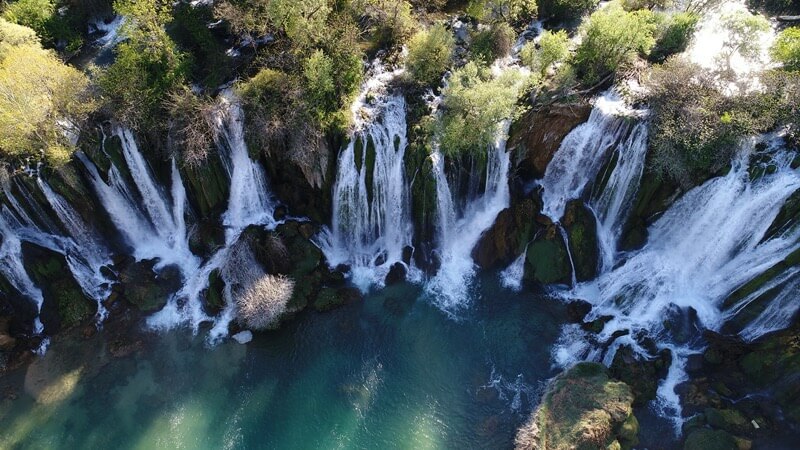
top-left (538, 0), bottom-right (598, 22)
top-left (354, 0), bottom-right (417, 49)
top-left (0, 19), bottom-right (95, 166)
top-left (406, 23), bottom-right (455, 86)
top-left (439, 62), bottom-right (528, 157)
top-left (574, 2), bottom-right (656, 85)
top-left (225, 239), bottom-right (294, 330)
top-left (238, 68), bottom-right (303, 154)
top-left (166, 87), bottom-right (217, 168)
top-left (718, 9), bottom-right (770, 72)
top-left (649, 11), bottom-right (699, 63)
top-left (470, 22), bottom-right (515, 64)
top-left (521, 28), bottom-right (570, 75)
top-left (620, 0), bottom-right (672, 10)
top-left (645, 57), bottom-right (795, 185)
top-left (772, 26), bottom-right (800, 72)
top-left (467, 0), bottom-right (538, 24)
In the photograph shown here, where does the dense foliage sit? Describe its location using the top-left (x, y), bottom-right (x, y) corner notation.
top-left (438, 62), bottom-right (528, 157)
top-left (574, 3), bottom-right (656, 84)
top-left (772, 27), bottom-right (800, 72)
top-left (406, 24), bottom-right (455, 86)
top-left (0, 18), bottom-right (94, 166)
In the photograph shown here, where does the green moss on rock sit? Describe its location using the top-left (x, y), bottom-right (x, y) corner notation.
top-left (683, 429), bottom-right (738, 450)
top-left (524, 236), bottom-right (571, 285)
top-left (515, 362), bottom-right (638, 450)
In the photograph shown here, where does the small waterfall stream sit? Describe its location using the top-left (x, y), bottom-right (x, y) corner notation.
top-left (426, 128), bottom-right (512, 313)
top-left (318, 64), bottom-right (414, 291)
top-left (0, 213), bottom-right (46, 336)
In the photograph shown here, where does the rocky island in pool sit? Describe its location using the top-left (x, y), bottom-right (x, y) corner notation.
top-left (1, 0), bottom-right (799, 448)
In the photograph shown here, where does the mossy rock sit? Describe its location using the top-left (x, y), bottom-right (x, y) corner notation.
top-left (180, 153), bottom-right (230, 219)
top-left (704, 408), bottom-right (750, 435)
top-left (563, 201), bottom-right (599, 282)
top-left (609, 345), bottom-right (671, 406)
top-left (515, 362), bottom-right (638, 450)
top-left (203, 269), bottom-right (226, 315)
top-left (683, 429), bottom-right (738, 450)
top-left (21, 243), bottom-right (95, 332)
top-left (116, 260), bottom-right (181, 312)
top-left (524, 236), bottom-right (571, 285)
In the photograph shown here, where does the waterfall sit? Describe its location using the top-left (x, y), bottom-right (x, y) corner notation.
top-left (500, 246), bottom-right (527, 292)
top-left (148, 92), bottom-right (278, 339)
top-left (426, 128), bottom-right (512, 313)
top-left (540, 91), bottom-right (644, 223)
top-left (216, 92), bottom-right (277, 236)
top-left (317, 63), bottom-right (415, 290)
top-left (80, 127), bottom-right (199, 274)
top-left (37, 179), bottom-right (114, 320)
top-left (555, 142), bottom-right (800, 429)
top-left (591, 123), bottom-right (649, 272)
top-left (0, 212), bottom-right (45, 336)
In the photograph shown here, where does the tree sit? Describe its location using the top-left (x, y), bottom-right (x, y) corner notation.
top-left (467, 0), bottom-right (538, 24)
top-left (303, 49), bottom-right (337, 125)
top-left (0, 19), bottom-right (95, 166)
top-left (470, 22), bottom-right (516, 64)
top-left (439, 62), bottom-right (528, 156)
top-left (771, 26), bottom-right (800, 71)
top-left (353, 0), bottom-right (417, 48)
top-left (266, 0), bottom-right (330, 48)
top-left (99, 0), bottom-right (189, 130)
top-left (2, 0), bottom-right (85, 52)
top-left (574, 3), bottom-right (656, 84)
top-left (406, 24), bottom-right (455, 86)
top-left (719, 9), bottom-right (770, 71)
top-left (649, 11), bottom-right (699, 62)
top-left (521, 29), bottom-right (570, 75)
top-left (538, 0), bottom-right (598, 22)
top-left (166, 87), bottom-right (217, 168)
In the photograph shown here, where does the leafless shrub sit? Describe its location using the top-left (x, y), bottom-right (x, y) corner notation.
top-left (166, 87), bottom-right (217, 168)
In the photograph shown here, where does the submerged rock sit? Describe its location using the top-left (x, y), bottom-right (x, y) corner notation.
top-left (232, 330), bottom-right (253, 344)
top-left (515, 362), bottom-right (638, 450)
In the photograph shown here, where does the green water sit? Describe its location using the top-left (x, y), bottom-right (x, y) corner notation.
top-left (0, 274), bottom-right (572, 449)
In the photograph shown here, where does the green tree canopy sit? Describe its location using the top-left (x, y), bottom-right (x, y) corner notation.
top-left (0, 19), bottom-right (95, 166)
top-left (574, 2), bottom-right (656, 84)
top-left (406, 24), bottom-right (455, 86)
top-left (771, 26), bottom-right (800, 71)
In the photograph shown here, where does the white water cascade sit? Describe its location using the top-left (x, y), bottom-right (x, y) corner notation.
top-left (540, 91), bottom-right (646, 223)
top-left (148, 92), bottom-right (278, 340)
top-left (556, 141), bottom-right (800, 428)
top-left (80, 128), bottom-right (198, 273)
top-left (591, 122), bottom-right (649, 272)
top-left (317, 62), bottom-right (417, 290)
top-left (426, 131), bottom-right (512, 313)
top-left (0, 212), bottom-right (45, 336)
top-left (36, 179), bottom-right (114, 320)
top-left (500, 245), bottom-right (528, 292)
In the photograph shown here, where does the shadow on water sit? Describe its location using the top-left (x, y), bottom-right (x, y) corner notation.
top-left (1, 273), bottom-right (588, 449)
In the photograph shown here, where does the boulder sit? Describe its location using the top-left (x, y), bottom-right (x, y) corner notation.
top-left (609, 345), bottom-right (672, 406)
top-left (473, 197), bottom-right (540, 269)
top-left (116, 258), bottom-right (182, 312)
top-left (21, 242), bottom-right (96, 333)
top-left (684, 429), bottom-right (738, 450)
top-left (384, 262), bottom-right (407, 286)
top-left (515, 362), bottom-right (638, 450)
top-left (524, 230), bottom-right (572, 285)
top-left (562, 200), bottom-right (600, 282)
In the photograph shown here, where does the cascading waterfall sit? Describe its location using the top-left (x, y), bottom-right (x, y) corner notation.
top-left (0, 213), bottom-right (45, 337)
top-left (80, 128), bottom-right (198, 273)
top-left (149, 92), bottom-right (278, 340)
top-left (591, 122), bottom-right (649, 272)
top-left (556, 140), bottom-right (800, 429)
top-left (317, 64), bottom-right (414, 291)
top-left (426, 128), bottom-right (512, 313)
top-left (37, 179), bottom-right (114, 320)
top-left (540, 91), bottom-right (644, 223)
top-left (500, 245), bottom-right (528, 292)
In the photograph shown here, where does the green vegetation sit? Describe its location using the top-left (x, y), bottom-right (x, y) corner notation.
top-left (470, 22), bottom-right (515, 64)
top-left (537, 0), bottom-right (597, 22)
top-left (649, 11), bottom-right (699, 62)
top-left (772, 26), bottom-right (800, 71)
top-left (645, 57), bottom-right (798, 185)
top-left (439, 62), bottom-right (528, 156)
top-left (0, 19), bottom-right (95, 166)
top-left (718, 9), bottom-right (770, 71)
top-left (99, 0), bottom-right (189, 132)
top-left (2, 0), bottom-right (85, 52)
top-left (467, 0), bottom-right (538, 24)
top-left (574, 3), bottom-right (656, 84)
top-left (521, 29), bottom-right (570, 75)
top-left (406, 24), bottom-right (455, 86)
top-left (354, 0), bottom-right (417, 49)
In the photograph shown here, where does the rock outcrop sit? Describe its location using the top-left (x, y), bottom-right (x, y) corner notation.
top-left (515, 362), bottom-right (639, 450)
